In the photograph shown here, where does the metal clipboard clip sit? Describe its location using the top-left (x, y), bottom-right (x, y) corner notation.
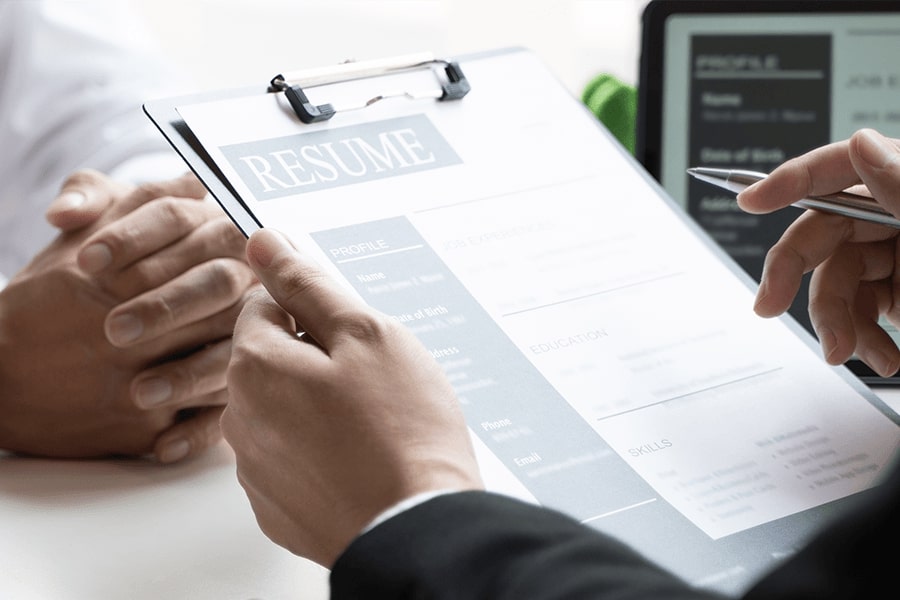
top-left (267, 52), bottom-right (471, 124)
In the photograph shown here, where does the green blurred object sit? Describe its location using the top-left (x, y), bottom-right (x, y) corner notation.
top-left (581, 73), bottom-right (637, 155)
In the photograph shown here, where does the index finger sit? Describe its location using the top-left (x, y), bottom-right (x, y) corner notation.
top-left (848, 129), bottom-right (900, 214)
top-left (112, 172), bottom-right (208, 219)
top-left (76, 195), bottom-right (230, 276)
top-left (754, 209), bottom-right (894, 318)
top-left (737, 139), bottom-right (861, 214)
top-left (245, 228), bottom-right (367, 350)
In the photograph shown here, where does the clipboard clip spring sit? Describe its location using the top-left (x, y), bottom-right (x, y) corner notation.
top-left (268, 55), bottom-right (470, 124)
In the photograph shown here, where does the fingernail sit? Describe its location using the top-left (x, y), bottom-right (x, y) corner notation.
top-left (816, 326), bottom-right (838, 362)
top-left (735, 181), bottom-right (755, 203)
top-left (739, 180), bottom-right (761, 196)
top-left (865, 349), bottom-right (899, 377)
top-left (53, 191), bottom-right (86, 211)
top-left (134, 377), bottom-right (173, 408)
top-left (752, 283), bottom-right (770, 315)
top-left (106, 313), bottom-right (144, 345)
top-left (158, 439), bottom-right (190, 464)
top-left (79, 243), bottom-right (112, 273)
top-left (858, 128), bottom-right (899, 169)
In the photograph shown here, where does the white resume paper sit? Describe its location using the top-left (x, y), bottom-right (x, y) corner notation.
top-left (171, 48), bottom-right (900, 594)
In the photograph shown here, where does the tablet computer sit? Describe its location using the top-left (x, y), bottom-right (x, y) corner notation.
top-left (635, 0), bottom-right (900, 384)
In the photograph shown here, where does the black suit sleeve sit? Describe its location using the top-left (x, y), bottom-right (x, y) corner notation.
top-left (332, 457), bottom-right (900, 600)
top-left (742, 455), bottom-right (900, 600)
top-left (330, 491), bottom-right (729, 600)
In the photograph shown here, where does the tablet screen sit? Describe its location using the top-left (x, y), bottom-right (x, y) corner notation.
top-left (637, 0), bottom-right (900, 383)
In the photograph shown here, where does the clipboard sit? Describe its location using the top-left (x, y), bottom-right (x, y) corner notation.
top-left (144, 50), bottom-right (473, 238)
top-left (144, 47), bottom-right (899, 596)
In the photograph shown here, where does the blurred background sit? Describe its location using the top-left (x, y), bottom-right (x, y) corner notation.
top-left (132, 0), bottom-right (650, 98)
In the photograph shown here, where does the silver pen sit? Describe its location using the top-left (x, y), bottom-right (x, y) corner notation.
top-left (687, 167), bottom-right (900, 229)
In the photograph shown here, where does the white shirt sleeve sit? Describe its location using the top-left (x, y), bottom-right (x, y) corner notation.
top-left (358, 489), bottom-right (460, 536)
top-left (0, 0), bottom-right (189, 278)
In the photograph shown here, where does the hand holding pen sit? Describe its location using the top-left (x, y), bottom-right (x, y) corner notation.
top-left (689, 167), bottom-right (900, 229)
top-left (697, 128), bottom-right (900, 377)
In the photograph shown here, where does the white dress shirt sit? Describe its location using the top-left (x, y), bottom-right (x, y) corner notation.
top-left (0, 0), bottom-right (188, 281)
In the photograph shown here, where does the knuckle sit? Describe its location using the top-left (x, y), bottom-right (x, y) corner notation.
top-left (239, 285), bottom-right (270, 314)
top-left (134, 180), bottom-right (167, 199)
top-left (807, 294), bottom-right (831, 317)
top-left (219, 407), bottom-right (239, 444)
top-left (118, 183), bottom-right (158, 211)
top-left (194, 216), bottom-right (247, 262)
top-left (157, 407), bottom-right (225, 461)
top-left (234, 282), bottom-right (263, 312)
top-left (132, 179), bottom-right (181, 206)
top-left (766, 242), bottom-right (803, 270)
top-left (278, 267), bottom-right (331, 306)
top-left (118, 260), bottom-right (161, 292)
top-left (156, 196), bottom-right (199, 231)
top-left (152, 346), bottom-right (230, 410)
top-left (91, 226), bottom-right (130, 258)
top-left (206, 257), bottom-right (252, 299)
top-left (197, 217), bottom-right (248, 259)
top-left (223, 295), bottom-right (250, 325)
top-left (143, 291), bottom-right (178, 330)
top-left (180, 173), bottom-right (210, 199)
top-left (136, 173), bottom-right (208, 202)
top-left (196, 293), bottom-right (250, 341)
top-left (213, 217), bottom-right (248, 256)
top-left (849, 247), bottom-right (868, 278)
top-left (127, 196), bottom-right (202, 237)
top-left (226, 345), bottom-right (252, 380)
top-left (88, 215), bottom-right (154, 259)
top-left (165, 360), bottom-right (200, 399)
top-left (198, 408), bottom-right (226, 444)
top-left (227, 341), bottom-right (267, 394)
top-left (333, 309), bottom-right (393, 344)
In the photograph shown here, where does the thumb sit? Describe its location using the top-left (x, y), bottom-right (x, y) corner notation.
top-left (45, 169), bottom-right (124, 231)
top-left (246, 228), bottom-right (366, 350)
top-left (849, 128), bottom-right (900, 217)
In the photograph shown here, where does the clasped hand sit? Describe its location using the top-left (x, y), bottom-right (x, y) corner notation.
top-left (0, 170), bottom-right (255, 462)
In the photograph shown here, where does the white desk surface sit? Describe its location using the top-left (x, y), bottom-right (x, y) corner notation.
top-left (1, 443), bottom-right (329, 600)
top-left (3, 388), bottom-right (899, 600)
